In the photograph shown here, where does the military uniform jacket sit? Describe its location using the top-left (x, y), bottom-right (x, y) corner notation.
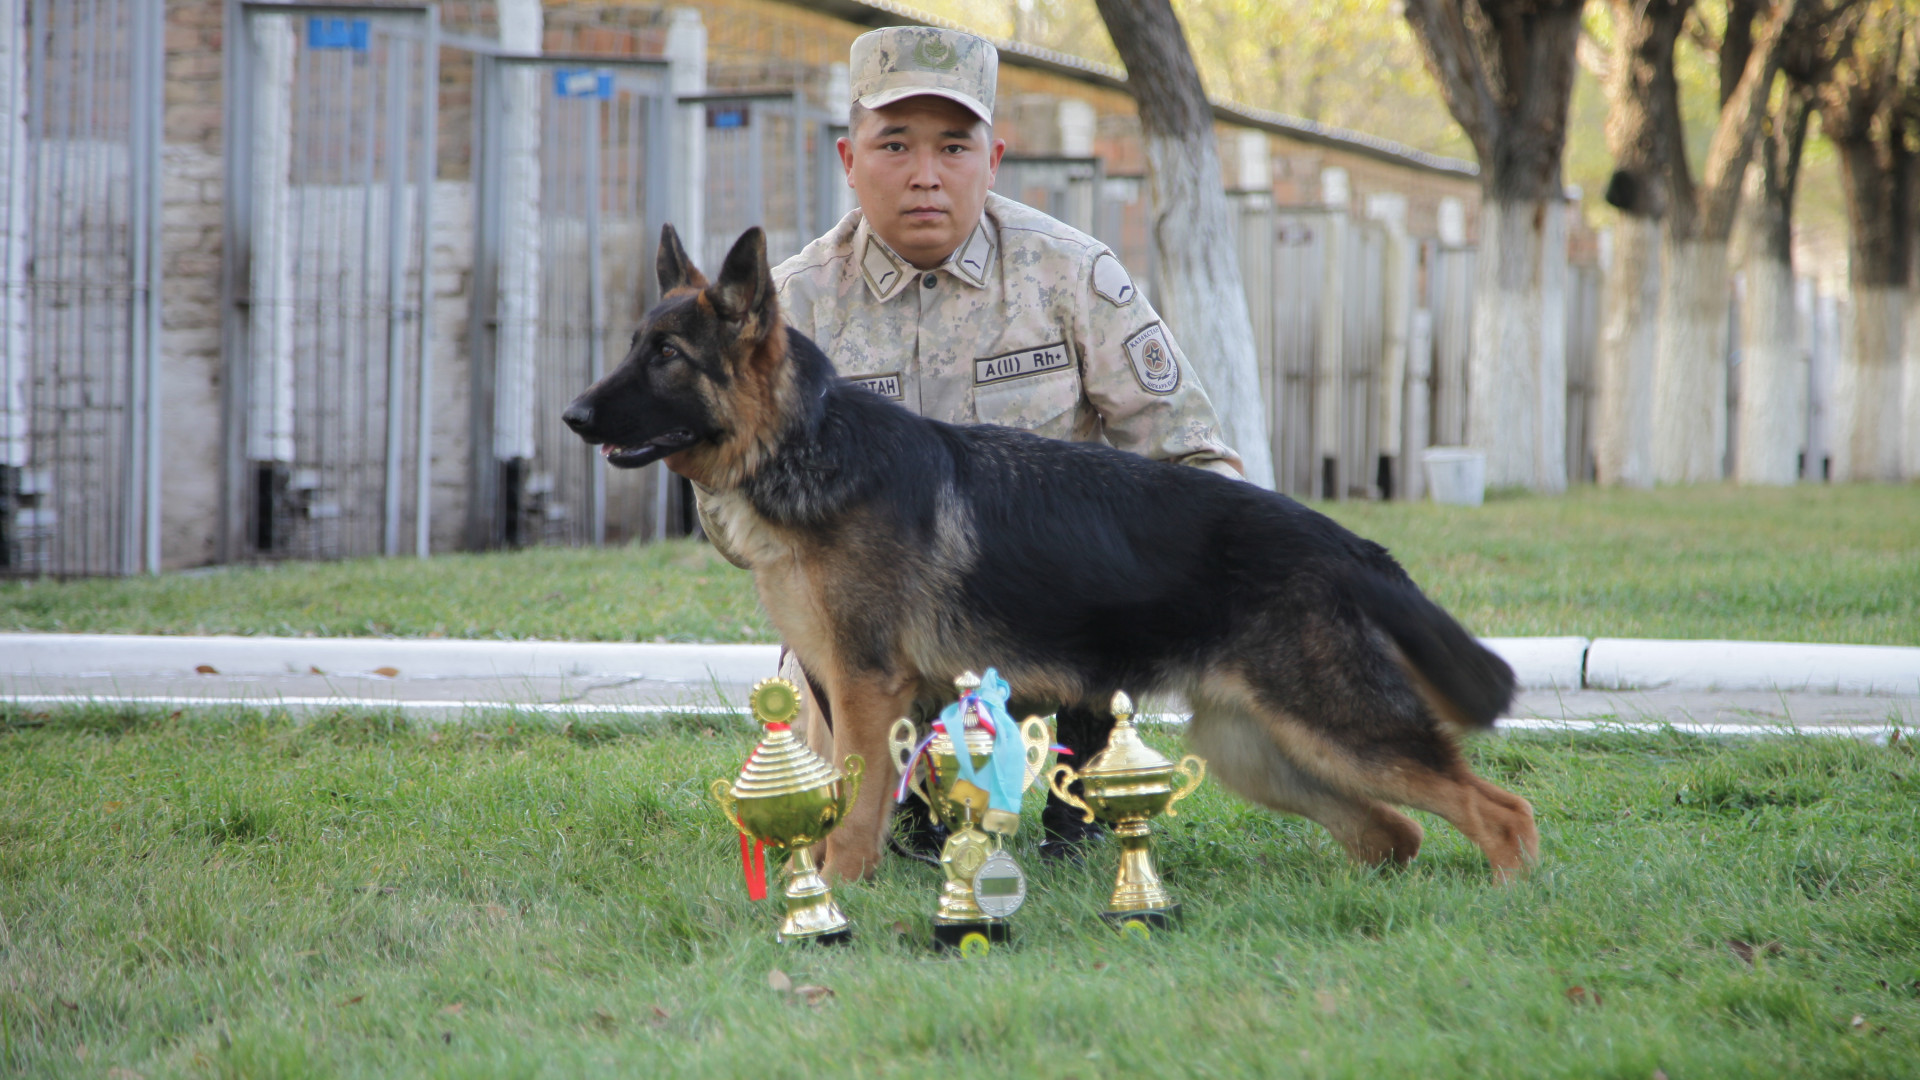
top-left (772, 192), bottom-right (1244, 477)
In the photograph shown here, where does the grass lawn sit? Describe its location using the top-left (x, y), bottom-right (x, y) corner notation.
top-left (4, 704), bottom-right (1918, 1078)
top-left (1, 484), bottom-right (1916, 645)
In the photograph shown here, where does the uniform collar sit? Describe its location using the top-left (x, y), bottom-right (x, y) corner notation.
top-left (855, 214), bottom-right (996, 301)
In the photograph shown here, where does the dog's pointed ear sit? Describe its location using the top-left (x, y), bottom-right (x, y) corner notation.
top-left (710, 227), bottom-right (774, 331)
top-left (656, 224), bottom-right (708, 294)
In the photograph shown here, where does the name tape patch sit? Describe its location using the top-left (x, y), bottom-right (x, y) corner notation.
top-left (974, 342), bottom-right (1071, 386)
top-left (1123, 323), bottom-right (1179, 394)
top-left (850, 372), bottom-right (903, 399)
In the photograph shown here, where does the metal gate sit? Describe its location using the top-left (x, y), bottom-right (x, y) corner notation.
top-left (994, 156), bottom-right (1109, 242)
top-left (694, 90), bottom-right (840, 271)
top-left (222, 3), bottom-right (439, 561)
top-left (469, 55), bottom-right (672, 549)
top-left (1, 0), bottom-right (163, 576)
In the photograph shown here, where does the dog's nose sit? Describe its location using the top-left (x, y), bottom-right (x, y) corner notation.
top-left (561, 400), bottom-right (594, 434)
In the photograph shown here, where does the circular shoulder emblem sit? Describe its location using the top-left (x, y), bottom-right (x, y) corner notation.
top-left (1122, 322), bottom-right (1179, 395)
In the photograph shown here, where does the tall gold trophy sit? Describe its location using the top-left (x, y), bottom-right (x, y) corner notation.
top-left (889, 671), bottom-right (1053, 954)
top-left (712, 678), bottom-right (864, 945)
top-left (1049, 690), bottom-right (1205, 934)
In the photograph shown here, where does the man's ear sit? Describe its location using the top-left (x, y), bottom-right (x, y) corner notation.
top-left (656, 224), bottom-right (708, 294)
top-left (710, 227), bottom-right (774, 332)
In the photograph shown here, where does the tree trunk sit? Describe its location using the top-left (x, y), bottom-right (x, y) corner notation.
top-left (1650, 237), bottom-right (1733, 481)
top-left (1649, 0), bottom-right (1797, 483)
top-left (1596, 216), bottom-right (1661, 486)
top-left (1594, 0), bottom-right (1687, 487)
top-left (1402, 0), bottom-right (1584, 492)
top-left (1734, 90), bottom-right (1811, 485)
top-left (1093, 0), bottom-right (1274, 489)
top-left (1830, 135), bottom-right (1911, 481)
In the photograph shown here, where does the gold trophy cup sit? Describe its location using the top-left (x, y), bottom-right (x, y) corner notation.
top-left (1049, 690), bottom-right (1205, 935)
top-left (713, 678), bottom-right (865, 945)
top-left (889, 671), bottom-right (1052, 953)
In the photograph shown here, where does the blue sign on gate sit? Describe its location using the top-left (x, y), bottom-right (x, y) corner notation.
top-left (554, 69), bottom-right (614, 100)
top-left (307, 17), bottom-right (370, 51)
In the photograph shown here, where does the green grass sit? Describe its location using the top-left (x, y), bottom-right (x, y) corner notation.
top-left (1, 484), bottom-right (1915, 644)
top-left (5, 704), bottom-right (1919, 1078)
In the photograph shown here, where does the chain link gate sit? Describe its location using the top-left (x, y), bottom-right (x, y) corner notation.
top-left (469, 55), bottom-right (672, 549)
top-left (222, 2), bottom-right (439, 562)
top-left (1, 0), bottom-right (163, 576)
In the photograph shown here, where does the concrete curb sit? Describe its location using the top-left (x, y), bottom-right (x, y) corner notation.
top-left (2, 632), bottom-right (1917, 695)
top-left (1585, 638), bottom-right (1920, 696)
top-left (0, 633), bottom-right (781, 685)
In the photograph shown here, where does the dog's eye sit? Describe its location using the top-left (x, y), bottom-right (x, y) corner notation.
top-left (658, 344), bottom-right (678, 360)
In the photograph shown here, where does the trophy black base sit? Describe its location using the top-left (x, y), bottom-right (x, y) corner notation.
top-left (779, 926), bottom-right (854, 947)
top-left (1102, 906), bottom-right (1181, 936)
top-left (931, 919), bottom-right (1009, 954)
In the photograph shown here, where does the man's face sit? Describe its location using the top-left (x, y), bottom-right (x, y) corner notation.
top-left (838, 96), bottom-right (1006, 270)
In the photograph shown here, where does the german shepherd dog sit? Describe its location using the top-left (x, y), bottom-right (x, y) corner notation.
top-left (563, 226), bottom-right (1538, 883)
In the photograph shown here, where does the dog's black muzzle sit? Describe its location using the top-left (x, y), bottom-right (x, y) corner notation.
top-left (561, 396), bottom-right (700, 470)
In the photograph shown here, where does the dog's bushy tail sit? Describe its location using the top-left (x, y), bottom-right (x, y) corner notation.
top-left (1347, 573), bottom-right (1515, 729)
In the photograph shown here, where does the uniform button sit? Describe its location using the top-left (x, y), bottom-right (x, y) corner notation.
top-left (922, 273), bottom-right (937, 289)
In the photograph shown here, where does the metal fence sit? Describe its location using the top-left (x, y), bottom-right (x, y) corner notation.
top-left (221, 3), bottom-right (439, 562)
top-left (0, 0), bottom-right (162, 577)
top-left (468, 55), bottom-right (673, 550)
top-left (694, 90), bottom-right (841, 270)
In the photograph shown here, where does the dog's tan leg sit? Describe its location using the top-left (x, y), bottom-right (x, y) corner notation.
top-left (1189, 707), bottom-right (1423, 866)
top-left (1384, 765), bottom-right (1538, 882)
top-left (817, 672), bottom-right (917, 883)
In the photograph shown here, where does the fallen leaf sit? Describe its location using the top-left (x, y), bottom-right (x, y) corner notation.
top-left (195, 664), bottom-right (218, 675)
top-left (292, 950), bottom-right (319, 959)
top-left (167, 711), bottom-right (182, 720)
top-left (593, 1009), bottom-right (617, 1032)
top-left (108, 1068), bottom-right (144, 1080)
top-left (340, 995), bottom-right (364, 1006)
top-left (104, 801), bottom-right (123, 812)
top-left (482, 903), bottom-right (510, 920)
top-left (1851, 1014), bottom-right (1868, 1032)
top-left (1565, 985), bottom-right (1601, 1006)
top-left (74, 1042), bottom-right (88, 1062)
top-left (1727, 939), bottom-right (1783, 966)
top-left (1315, 990), bottom-right (1339, 1016)
top-left (767, 968), bottom-right (792, 993)
top-left (439, 1003), bottom-right (464, 1016)
top-left (1092, 962), bottom-right (1108, 971)
top-left (373, 666), bottom-right (400, 678)
top-left (309, 666), bottom-right (324, 675)
top-left (890, 920), bottom-right (910, 936)
top-left (427, 630), bottom-right (445, 639)
top-left (650, 1004), bottom-right (670, 1022)
top-left (793, 984), bottom-right (835, 1006)
top-left (55, 996), bottom-right (78, 1011)
top-left (1652, 1070), bottom-right (1669, 1080)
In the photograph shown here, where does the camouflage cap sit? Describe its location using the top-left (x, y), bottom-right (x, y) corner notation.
top-left (849, 26), bottom-right (997, 124)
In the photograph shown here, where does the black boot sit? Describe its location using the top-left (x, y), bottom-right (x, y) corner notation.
top-left (1039, 702), bottom-right (1113, 862)
top-left (889, 789), bottom-right (947, 864)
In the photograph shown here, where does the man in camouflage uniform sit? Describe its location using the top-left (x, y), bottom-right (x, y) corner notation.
top-left (705, 25), bottom-right (1243, 858)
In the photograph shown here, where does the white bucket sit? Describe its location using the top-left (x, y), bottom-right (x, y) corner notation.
top-left (1421, 447), bottom-right (1486, 507)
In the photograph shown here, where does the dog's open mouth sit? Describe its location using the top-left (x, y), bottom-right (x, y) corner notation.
top-left (599, 429), bottom-right (698, 469)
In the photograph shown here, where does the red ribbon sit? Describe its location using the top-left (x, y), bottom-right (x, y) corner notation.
top-left (739, 832), bottom-right (768, 901)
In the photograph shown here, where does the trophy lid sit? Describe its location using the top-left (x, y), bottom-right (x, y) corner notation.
top-left (930, 671), bottom-right (997, 757)
top-left (730, 678), bottom-right (843, 798)
top-left (1081, 691), bottom-right (1174, 777)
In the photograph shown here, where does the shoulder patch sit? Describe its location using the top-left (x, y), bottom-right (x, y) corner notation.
top-left (1122, 322), bottom-right (1179, 395)
top-left (1092, 253), bottom-right (1135, 307)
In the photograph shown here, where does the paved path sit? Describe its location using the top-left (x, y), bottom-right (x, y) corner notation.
top-left (4, 633), bottom-right (1915, 739)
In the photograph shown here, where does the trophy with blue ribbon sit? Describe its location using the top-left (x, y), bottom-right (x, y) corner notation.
top-left (889, 670), bottom-right (1053, 953)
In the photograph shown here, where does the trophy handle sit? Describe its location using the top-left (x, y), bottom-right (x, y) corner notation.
top-left (711, 778), bottom-right (746, 834)
top-left (837, 754), bottom-right (866, 818)
top-left (1164, 754), bottom-right (1206, 818)
top-left (888, 716), bottom-right (933, 811)
top-left (1020, 715), bottom-right (1053, 790)
top-left (1048, 763), bottom-right (1095, 824)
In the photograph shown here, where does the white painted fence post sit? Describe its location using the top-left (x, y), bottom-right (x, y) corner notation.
top-left (492, 0), bottom-right (543, 465)
top-left (666, 8), bottom-right (706, 265)
top-left (1315, 167), bottom-right (1349, 498)
top-left (246, 15), bottom-right (296, 465)
top-left (1367, 192), bottom-right (1413, 498)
